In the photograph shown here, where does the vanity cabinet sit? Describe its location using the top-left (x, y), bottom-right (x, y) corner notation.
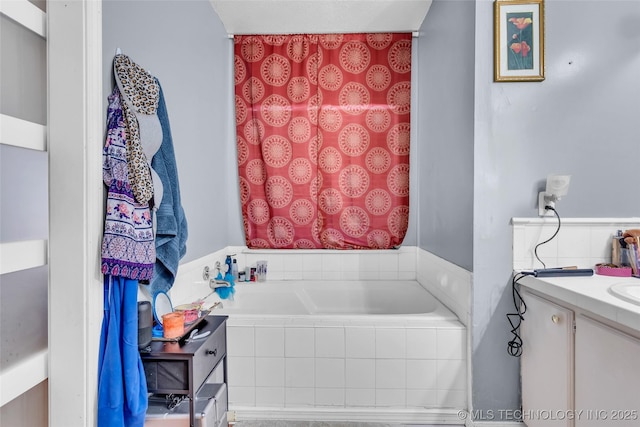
top-left (574, 315), bottom-right (640, 427)
top-left (141, 315), bottom-right (228, 427)
top-left (521, 288), bottom-right (640, 427)
top-left (521, 290), bottom-right (574, 427)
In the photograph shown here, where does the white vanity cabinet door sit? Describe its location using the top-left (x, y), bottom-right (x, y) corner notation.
top-left (521, 290), bottom-right (574, 427)
top-left (575, 315), bottom-right (640, 427)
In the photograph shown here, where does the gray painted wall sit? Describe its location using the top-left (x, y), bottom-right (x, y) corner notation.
top-left (474, 0), bottom-right (640, 417)
top-left (1, 14), bottom-right (46, 125)
top-left (420, 0), bottom-right (640, 419)
top-left (102, 0), bottom-right (242, 262)
top-left (417, 0), bottom-right (475, 272)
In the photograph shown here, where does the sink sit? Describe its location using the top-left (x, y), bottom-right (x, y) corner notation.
top-left (609, 281), bottom-right (640, 306)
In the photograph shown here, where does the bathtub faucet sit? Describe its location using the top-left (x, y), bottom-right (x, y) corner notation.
top-left (209, 278), bottom-right (231, 290)
top-left (203, 264), bottom-right (232, 290)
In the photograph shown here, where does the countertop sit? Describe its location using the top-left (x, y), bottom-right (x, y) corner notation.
top-left (519, 273), bottom-right (640, 332)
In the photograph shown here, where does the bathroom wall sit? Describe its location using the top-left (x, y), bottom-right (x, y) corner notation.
top-left (416, 0), bottom-right (475, 273)
top-left (102, 0), bottom-right (240, 263)
top-left (419, 0), bottom-right (640, 420)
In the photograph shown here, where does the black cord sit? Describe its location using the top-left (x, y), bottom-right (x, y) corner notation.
top-left (533, 206), bottom-right (561, 269)
top-left (507, 272), bottom-right (530, 357)
top-left (507, 207), bottom-right (561, 357)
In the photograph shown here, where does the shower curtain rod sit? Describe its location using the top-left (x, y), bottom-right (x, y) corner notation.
top-left (227, 31), bottom-right (420, 38)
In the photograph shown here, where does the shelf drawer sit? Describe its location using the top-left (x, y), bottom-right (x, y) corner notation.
top-left (192, 322), bottom-right (226, 390)
top-left (144, 359), bottom-right (189, 391)
top-left (145, 383), bottom-right (227, 427)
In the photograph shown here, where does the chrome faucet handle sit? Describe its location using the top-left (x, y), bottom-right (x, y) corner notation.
top-left (203, 262), bottom-right (223, 281)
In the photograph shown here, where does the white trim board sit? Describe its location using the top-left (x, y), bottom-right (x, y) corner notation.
top-left (47, 0), bottom-right (103, 425)
top-left (0, 239), bottom-right (47, 275)
top-left (0, 0), bottom-right (46, 38)
top-left (0, 348), bottom-right (48, 407)
top-left (0, 114), bottom-right (47, 151)
top-left (231, 407), bottom-right (464, 424)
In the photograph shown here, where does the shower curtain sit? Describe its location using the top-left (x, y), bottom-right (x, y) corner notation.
top-left (234, 33), bottom-right (412, 249)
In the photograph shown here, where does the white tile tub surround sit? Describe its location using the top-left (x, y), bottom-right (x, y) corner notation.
top-left (511, 217), bottom-right (640, 271)
top-left (225, 320), bottom-right (467, 423)
top-left (416, 249), bottom-right (472, 328)
top-left (166, 246), bottom-right (469, 424)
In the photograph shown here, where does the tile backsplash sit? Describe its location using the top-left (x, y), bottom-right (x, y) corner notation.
top-left (165, 246), bottom-right (417, 307)
top-left (512, 217), bottom-right (640, 271)
top-left (228, 246), bottom-right (417, 282)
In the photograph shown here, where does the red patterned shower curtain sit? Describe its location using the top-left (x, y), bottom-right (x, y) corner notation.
top-left (234, 33), bottom-right (411, 249)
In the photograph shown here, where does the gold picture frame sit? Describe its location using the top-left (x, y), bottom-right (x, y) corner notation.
top-left (494, 0), bottom-right (545, 82)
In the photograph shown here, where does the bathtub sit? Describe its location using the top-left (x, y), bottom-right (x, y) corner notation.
top-left (206, 280), bottom-right (467, 424)
top-left (213, 280), bottom-right (456, 318)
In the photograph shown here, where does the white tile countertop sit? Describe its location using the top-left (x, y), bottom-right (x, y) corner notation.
top-left (518, 273), bottom-right (640, 333)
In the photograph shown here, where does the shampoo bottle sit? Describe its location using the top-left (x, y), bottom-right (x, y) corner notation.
top-left (232, 259), bottom-right (239, 281)
top-left (224, 255), bottom-right (233, 275)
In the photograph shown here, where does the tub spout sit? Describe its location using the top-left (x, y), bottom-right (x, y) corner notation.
top-left (209, 279), bottom-right (231, 290)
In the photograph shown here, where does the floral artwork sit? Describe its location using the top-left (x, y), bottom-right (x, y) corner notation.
top-left (507, 14), bottom-right (533, 70)
top-left (494, 0), bottom-right (545, 82)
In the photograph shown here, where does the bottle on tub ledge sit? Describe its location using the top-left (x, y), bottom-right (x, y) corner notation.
top-left (241, 266), bottom-right (256, 282)
top-left (224, 254), bottom-right (233, 277)
top-left (231, 258), bottom-right (238, 281)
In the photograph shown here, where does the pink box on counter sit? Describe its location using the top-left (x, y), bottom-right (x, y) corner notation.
top-left (595, 264), bottom-right (632, 277)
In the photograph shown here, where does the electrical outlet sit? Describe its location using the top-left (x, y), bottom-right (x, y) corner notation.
top-left (538, 192), bottom-right (555, 216)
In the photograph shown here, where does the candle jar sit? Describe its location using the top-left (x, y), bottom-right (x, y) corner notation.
top-left (162, 312), bottom-right (185, 339)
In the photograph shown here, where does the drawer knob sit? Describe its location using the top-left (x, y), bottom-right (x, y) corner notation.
top-left (551, 314), bottom-right (560, 324)
top-left (207, 348), bottom-right (217, 356)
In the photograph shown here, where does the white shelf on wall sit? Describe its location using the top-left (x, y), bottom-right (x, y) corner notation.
top-left (0, 0), bottom-right (50, 416)
top-left (0, 0), bottom-right (46, 38)
top-left (0, 114), bottom-right (47, 152)
top-left (0, 349), bottom-right (48, 407)
top-left (0, 240), bottom-right (48, 275)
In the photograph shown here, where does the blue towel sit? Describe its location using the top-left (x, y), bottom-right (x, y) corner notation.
top-left (149, 81), bottom-right (188, 295)
top-left (98, 275), bottom-right (148, 427)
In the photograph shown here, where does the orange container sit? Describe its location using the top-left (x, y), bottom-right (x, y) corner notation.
top-left (162, 312), bottom-right (184, 339)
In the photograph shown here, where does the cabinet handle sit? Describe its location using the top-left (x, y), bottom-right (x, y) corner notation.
top-left (551, 314), bottom-right (560, 324)
top-left (207, 348), bottom-right (217, 356)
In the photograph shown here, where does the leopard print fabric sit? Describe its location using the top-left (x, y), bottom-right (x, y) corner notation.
top-left (113, 54), bottom-right (159, 205)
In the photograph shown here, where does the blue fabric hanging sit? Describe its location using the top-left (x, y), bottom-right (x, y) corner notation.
top-left (149, 80), bottom-right (188, 296)
top-left (98, 275), bottom-right (148, 427)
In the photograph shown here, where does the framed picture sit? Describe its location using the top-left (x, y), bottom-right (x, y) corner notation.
top-left (494, 0), bottom-right (545, 82)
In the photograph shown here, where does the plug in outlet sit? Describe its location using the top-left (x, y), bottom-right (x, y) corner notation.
top-left (538, 174), bottom-right (571, 216)
top-left (538, 192), bottom-right (555, 216)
